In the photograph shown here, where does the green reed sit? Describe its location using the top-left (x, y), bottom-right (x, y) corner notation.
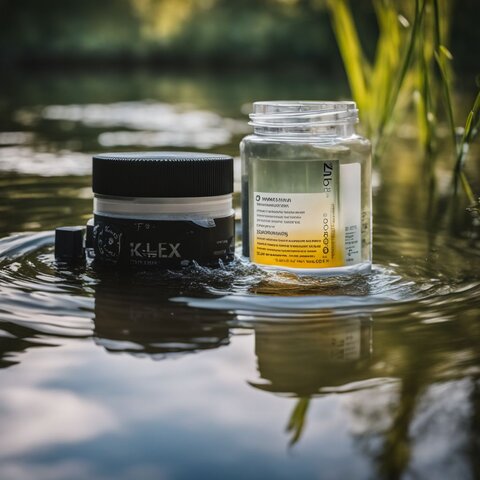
top-left (286, 397), bottom-right (310, 446)
top-left (326, 0), bottom-right (426, 154)
top-left (326, 0), bottom-right (479, 212)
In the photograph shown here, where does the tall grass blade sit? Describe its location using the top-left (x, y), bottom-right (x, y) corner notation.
top-left (286, 397), bottom-right (310, 446)
top-left (377, 0), bottom-right (426, 143)
top-left (416, 23), bottom-right (435, 154)
top-left (371, 0), bottom-right (403, 145)
top-left (459, 171), bottom-right (476, 206)
top-left (454, 89), bottom-right (480, 206)
top-left (457, 89), bottom-right (480, 156)
top-left (326, 0), bottom-right (369, 122)
top-left (434, 50), bottom-right (457, 150)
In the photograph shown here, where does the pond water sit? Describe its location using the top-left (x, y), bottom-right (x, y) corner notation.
top-left (0, 69), bottom-right (479, 480)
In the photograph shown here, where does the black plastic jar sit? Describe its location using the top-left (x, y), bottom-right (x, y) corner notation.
top-left (92, 152), bottom-right (234, 269)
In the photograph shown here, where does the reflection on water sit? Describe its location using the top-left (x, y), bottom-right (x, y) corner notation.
top-left (250, 316), bottom-right (372, 446)
top-left (0, 70), bottom-right (479, 479)
top-left (0, 147), bottom-right (91, 176)
top-left (1, 100), bottom-right (247, 176)
top-left (251, 317), bottom-right (372, 396)
top-left (94, 279), bottom-right (231, 358)
top-left (20, 101), bottom-right (249, 150)
top-left (0, 230), bottom-right (479, 478)
top-left (0, 322), bottom-right (52, 369)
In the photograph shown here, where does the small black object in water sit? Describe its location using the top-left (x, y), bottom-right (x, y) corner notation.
top-left (54, 226), bottom-right (85, 262)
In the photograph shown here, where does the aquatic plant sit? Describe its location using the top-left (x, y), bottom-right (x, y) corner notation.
top-left (286, 397), bottom-right (310, 446)
top-left (326, 0), bottom-right (427, 154)
top-left (449, 86), bottom-right (480, 215)
top-left (326, 0), bottom-right (479, 211)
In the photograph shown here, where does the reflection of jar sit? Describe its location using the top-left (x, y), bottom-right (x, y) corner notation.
top-left (93, 280), bottom-right (231, 358)
top-left (92, 152), bottom-right (235, 269)
top-left (250, 317), bottom-right (372, 396)
top-left (240, 101), bottom-right (372, 274)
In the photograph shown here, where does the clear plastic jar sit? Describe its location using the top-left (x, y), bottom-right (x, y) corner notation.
top-left (240, 101), bottom-right (372, 275)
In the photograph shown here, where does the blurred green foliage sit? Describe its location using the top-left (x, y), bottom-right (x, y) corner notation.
top-left (0, 0), bottom-right (477, 72)
top-left (327, 0), bottom-right (479, 211)
top-left (327, 0), bottom-right (451, 152)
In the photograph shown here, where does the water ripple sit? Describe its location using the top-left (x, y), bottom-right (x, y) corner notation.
top-left (0, 223), bottom-right (478, 345)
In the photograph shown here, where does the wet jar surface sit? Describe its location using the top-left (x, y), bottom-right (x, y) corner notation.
top-left (92, 152), bottom-right (235, 269)
top-left (241, 101), bottom-right (372, 275)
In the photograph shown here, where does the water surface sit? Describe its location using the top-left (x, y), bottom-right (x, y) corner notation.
top-left (0, 69), bottom-right (479, 480)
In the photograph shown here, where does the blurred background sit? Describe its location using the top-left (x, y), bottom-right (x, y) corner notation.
top-left (0, 0), bottom-right (478, 72)
top-left (0, 0), bottom-right (478, 234)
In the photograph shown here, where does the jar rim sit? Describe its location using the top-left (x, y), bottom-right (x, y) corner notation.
top-left (249, 100), bottom-right (359, 128)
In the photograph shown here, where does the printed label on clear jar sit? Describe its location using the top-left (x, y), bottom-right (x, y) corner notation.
top-left (252, 162), bottom-right (361, 269)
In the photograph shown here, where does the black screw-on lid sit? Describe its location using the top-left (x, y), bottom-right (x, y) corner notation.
top-left (92, 152), bottom-right (233, 198)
